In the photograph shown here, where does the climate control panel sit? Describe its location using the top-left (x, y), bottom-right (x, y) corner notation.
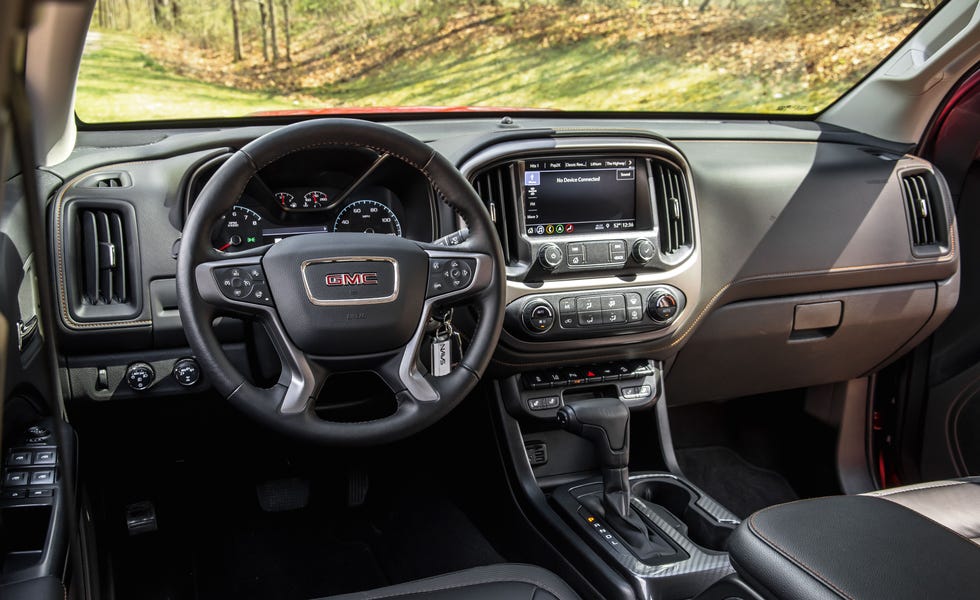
top-left (506, 285), bottom-right (686, 341)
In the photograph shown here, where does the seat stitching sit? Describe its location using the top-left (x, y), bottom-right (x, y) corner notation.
top-left (865, 480), bottom-right (964, 497)
top-left (746, 512), bottom-right (854, 600)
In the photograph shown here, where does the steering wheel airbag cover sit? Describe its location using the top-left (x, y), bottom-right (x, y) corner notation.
top-left (263, 232), bottom-right (428, 355)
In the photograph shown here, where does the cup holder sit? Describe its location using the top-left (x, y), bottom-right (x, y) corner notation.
top-left (632, 478), bottom-right (734, 552)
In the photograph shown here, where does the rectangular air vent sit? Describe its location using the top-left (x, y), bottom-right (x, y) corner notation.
top-left (78, 208), bottom-right (130, 305)
top-left (79, 171), bottom-right (133, 188)
top-left (471, 163), bottom-right (518, 264)
top-left (60, 198), bottom-right (143, 326)
top-left (901, 172), bottom-right (946, 248)
top-left (652, 160), bottom-right (693, 254)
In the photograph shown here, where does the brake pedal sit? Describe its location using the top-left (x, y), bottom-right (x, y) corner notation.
top-left (256, 477), bottom-right (310, 512)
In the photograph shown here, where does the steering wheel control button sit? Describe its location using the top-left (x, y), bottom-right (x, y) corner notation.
top-left (214, 265), bottom-right (274, 306)
top-left (522, 299), bottom-right (555, 333)
top-left (648, 291), bottom-right (679, 323)
top-left (426, 257), bottom-right (476, 298)
top-left (172, 358), bottom-right (201, 387)
top-left (538, 243), bottom-right (563, 270)
top-left (125, 362), bottom-right (155, 391)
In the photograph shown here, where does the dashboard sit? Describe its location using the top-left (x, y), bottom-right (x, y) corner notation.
top-left (39, 118), bottom-right (959, 408)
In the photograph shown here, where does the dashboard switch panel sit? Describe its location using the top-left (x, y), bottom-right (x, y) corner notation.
top-left (506, 285), bottom-right (686, 341)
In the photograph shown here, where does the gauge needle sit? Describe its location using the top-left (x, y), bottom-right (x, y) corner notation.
top-left (218, 235), bottom-right (243, 252)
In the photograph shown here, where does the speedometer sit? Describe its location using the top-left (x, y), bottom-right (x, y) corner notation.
top-left (333, 200), bottom-right (402, 236)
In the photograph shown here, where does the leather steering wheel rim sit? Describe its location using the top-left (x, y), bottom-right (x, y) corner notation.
top-left (176, 118), bottom-right (505, 445)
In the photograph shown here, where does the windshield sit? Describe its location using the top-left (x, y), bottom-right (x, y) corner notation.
top-left (76, 1), bottom-right (935, 123)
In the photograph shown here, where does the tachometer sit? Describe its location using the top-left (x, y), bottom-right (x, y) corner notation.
top-left (212, 205), bottom-right (263, 251)
top-left (333, 200), bottom-right (402, 236)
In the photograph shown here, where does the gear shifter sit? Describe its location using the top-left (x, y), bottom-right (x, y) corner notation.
top-left (558, 397), bottom-right (672, 558)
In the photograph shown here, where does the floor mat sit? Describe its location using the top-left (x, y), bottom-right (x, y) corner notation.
top-left (677, 446), bottom-right (799, 519)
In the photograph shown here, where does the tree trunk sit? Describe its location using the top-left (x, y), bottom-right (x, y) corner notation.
top-left (267, 0), bottom-right (280, 62)
top-left (259, 0), bottom-right (269, 63)
top-left (282, 0), bottom-right (292, 62)
top-left (231, 0), bottom-right (243, 62)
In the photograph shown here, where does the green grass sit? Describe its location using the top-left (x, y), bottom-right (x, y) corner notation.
top-left (76, 28), bottom-right (843, 122)
top-left (76, 32), bottom-right (302, 122)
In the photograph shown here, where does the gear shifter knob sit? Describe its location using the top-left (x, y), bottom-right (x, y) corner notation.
top-left (556, 397), bottom-right (631, 469)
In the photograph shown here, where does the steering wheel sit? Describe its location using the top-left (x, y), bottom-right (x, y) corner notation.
top-left (177, 119), bottom-right (505, 445)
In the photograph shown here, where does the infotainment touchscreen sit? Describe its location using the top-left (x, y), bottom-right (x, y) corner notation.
top-left (522, 157), bottom-right (636, 236)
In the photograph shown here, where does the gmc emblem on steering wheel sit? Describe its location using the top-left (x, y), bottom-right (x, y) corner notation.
top-left (325, 272), bottom-right (379, 286)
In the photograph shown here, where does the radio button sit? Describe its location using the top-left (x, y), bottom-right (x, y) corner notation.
top-left (566, 243), bottom-right (585, 256)
top-left (609, 240), bottom-right (628, 262)
top-left (576, 296), bottom-right (601, 312)
top-left (578, 311), bottom-right (602, 326)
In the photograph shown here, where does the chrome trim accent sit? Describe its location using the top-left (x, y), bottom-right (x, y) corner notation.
top-left (300, 256), bottom-right (399, 306)
top-left (194, 255), bottom-right (317, 415)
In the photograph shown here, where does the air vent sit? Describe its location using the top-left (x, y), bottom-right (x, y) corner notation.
top-left (652, 160), bottom-right (693, 255)
top-left (78, 208), bottom-right (129, 305)
top-left (60, 199), bottom-right (143, 326)
top-left (901, 171), bottom-right (946, 249)
top-left (471, 163), bottom-right (519, 264)
top-left (79, 171), bottom-right (133, 188)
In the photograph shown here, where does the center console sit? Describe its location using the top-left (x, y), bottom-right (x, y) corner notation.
top-left (461, 139), bottom-right (701, 349)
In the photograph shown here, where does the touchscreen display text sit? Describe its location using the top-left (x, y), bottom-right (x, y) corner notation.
top-left (523, 157), bottom-right (636, 236)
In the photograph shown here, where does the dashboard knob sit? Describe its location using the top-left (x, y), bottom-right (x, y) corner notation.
top-left (538, 243), bottom-right (564, 270)
top-left (172, 358), bottom-right (201, 387)
top-left (522, 299), bottom-right (556, 334)
top-left (647, 291), bottom-right (679, 323)
top-left (126, 362), bottom-right (156, 391)
top-left (633, 239), bottom-right (657, 263)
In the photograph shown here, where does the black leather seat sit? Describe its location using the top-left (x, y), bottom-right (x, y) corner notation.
top-left (862, 476), bottom-right (980, 544)
top-left (316, 564), bottom-right (581, 600)
top-left (727, 477), bottom-right (980, 600)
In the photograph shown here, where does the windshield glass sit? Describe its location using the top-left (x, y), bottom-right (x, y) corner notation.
top-left (76, 1), bottom-right (936, 123)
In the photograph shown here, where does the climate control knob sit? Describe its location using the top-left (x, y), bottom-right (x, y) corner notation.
top-left (632, 239), bottom-right (657, 264)
top-left (522, 299), bottom-right (556, 334)
top-left (125, 362), bottom-right (156, 391)
top-left (538, 243), bottom-right (563, 271)
top-left (647, 291), bottom-right (679, 323)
